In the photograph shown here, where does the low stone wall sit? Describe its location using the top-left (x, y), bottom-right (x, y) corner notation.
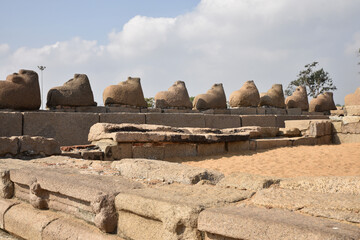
top-left (0, 111), bottom-right (329, 146)
top-left (332, 116), bottom-right (360, 143)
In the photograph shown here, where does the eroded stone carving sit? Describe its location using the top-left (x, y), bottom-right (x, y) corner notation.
top-left (309, 92), bottom-right (336, 112)
top-left (29, 180), bottom-right (48, 209)
top-left (193, 84), bottom-right (227, 110)
top-left (103, 77), bottom-right (147, 107)
top-left (155, 81), bottom-right (192, 109)
top-left (259, 84), bottom-right (285, 108)
top-left (91, 193), bottom-right (118, 233)
top-left (0, 69), bottom-right (40, 110)
top-left (229, 81), bottom-right (260, 108)
top-left (285, 86), bottom-right (309, 111)
top-left (46, 74), bottom-right (96, 108)
top-left (0, 169), bottom-right (14, 199)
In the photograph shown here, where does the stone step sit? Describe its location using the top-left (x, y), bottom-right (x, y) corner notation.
top-left (198, 205), bottom-right (360, 240)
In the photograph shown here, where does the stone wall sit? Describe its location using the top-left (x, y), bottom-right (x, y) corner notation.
top-left (0, 110), bottom-right (328, 146)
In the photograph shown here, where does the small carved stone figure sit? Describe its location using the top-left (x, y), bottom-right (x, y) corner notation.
top-left (46, 74), bottom-right (96, 108)
top-left (259, 84), bottom-right (286, 108)
top-left (154, 81), bottom-right (192, 109)
top-left (0, 69), bottom-right (41, 110)
top-left (103, 77), bottom-right (147, 107)
top-left (229, 80), bottom-right (260, 107)
top-left (285, 86), bottom-right (309, 111)
top-left (193, 84), bottom-right (227, 110)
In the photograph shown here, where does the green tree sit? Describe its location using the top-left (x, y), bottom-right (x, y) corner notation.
top-left (285, 62), bottom-right (337, 98)
top-left (189, 96), bottom-right (195, 103)
top-left (145, 97), bottom-right (154, 108)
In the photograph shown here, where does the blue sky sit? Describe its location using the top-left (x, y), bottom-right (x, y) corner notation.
top-left (0, 0), bottom-right (359, 106)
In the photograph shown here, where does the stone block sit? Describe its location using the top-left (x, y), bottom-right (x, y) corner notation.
top-left (164, 143), bottom-right (197, 159)
top-left (198, 206), bottom-right (360, 240)
top-left (204, 114), bottom-right (240, 129)
top-left (342, 116), bottom-right (360, 124)
top-left (240, 115), bottom-right (276, 127)
top-left (315, 135), bottom-right (332, 145)
top-left (42, 216), bottom-right (122, 240)
top-left (253, 138), bottom-right (292, 150)
top-left (106, 106), bottom-right (140, 113)
top-left (227, 141), bottom-right (250, 153)
top-left (330, 109), bottom-right (344, 116)
top-left (277, 128), bottom-right (301, 137)
top-left (308, 115), bottom-right (330, 120)
top-left (4, 203), bottom-right (59, 240)
top-left (333, 133), bottom-right (360, 144)
top-left (115, 184), bottom-right (254, 240)
top-left (342, 122), bottom-right (360, 134)
top-left (331, 121), bottom-right (342, 133)
top-left (23, 112), bottom-right (99, 146)
top-left (265, 107), bottom-right (286, 115)
top-left (276, 115), bottom-right (308, 128)
top-left (0, 137), bottom-right (18, 156)
top-left (229, 107), bottom-right (257, 115)
top-left (99, 142), bottom-right (132, 160)
top-left (111, 158), bottom-right (224, 184)
top-left (292, 137), bottom-right (317, 146)
top-left (345, 105), bottom-right (360, 116)
top-left (75, 106), bottom-right (107, 113)
top-left (202, 109), bottom-right (230, 114)
top-left (81, 150), bottom-right (104, 160)
top-left (197, 143), bottom-right (225, 156)
top-left (99, 113), bottom-right (145, 124)
top-left (280, 176), bottom-right (360, 195)
top-left (140, 108), bottom-right (162, 113)
top-left (308, 121), bottom-right (332, 137)
top-left (0, 199), bottom-right (18, 228)
top-left (251, 188), bottom-right (360, 224)
top-left (285, 120), bottom-right (313, 131)
top-left (256, 107), bottom-right (266, 115)
top-left (217, 173), bottom-right (280, 191)
top-left (303, 111), bottom-right (324, 115)
top-left (0, 112), bottom-right (22, 137)
top-left (19, 136), bottom-right (61, 156)
top-left (145, 113), bottom-right (205, 128)
top-left (132, 143), bottom-right (165, 159)
top-left (286, 108), bottom-right (302, 115)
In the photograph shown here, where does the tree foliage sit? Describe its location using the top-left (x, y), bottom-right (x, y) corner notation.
top-left (145, 97), bottom-right (154, 108)
top-left (285, 62), bottom-right (337, 98)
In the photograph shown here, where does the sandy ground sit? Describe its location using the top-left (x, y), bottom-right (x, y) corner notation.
top-left (180, 143), bottom-right (360, 178)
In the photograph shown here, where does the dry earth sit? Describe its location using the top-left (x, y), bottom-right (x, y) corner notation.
top-left (180, 143), bottom-right (360, 177)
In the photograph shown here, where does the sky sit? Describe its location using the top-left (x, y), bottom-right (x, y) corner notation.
top-left (0, 0), bottom-right (359, 106)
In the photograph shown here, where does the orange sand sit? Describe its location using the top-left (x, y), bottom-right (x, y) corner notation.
top-left (180, 143), bottom-right (360, 178)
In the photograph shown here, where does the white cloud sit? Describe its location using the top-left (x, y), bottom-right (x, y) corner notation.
top-left (1, 0), bottom-right (360, 105)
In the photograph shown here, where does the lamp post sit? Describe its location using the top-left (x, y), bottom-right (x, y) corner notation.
top-left (37, 66), bottom-right (46, 110)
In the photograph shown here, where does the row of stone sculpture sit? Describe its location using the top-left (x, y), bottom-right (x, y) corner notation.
top-left (0, 69), bottom-right (356, 112)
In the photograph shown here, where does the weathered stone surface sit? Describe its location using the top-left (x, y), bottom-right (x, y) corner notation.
top-left (4, 203), bottom-right (58, 240)
top-left (0, 137), bottom-right (18, 156)
top-left (286, 107), bottom-right (302, 115)
top-left (251, 188), bottom-right (360, 224)
top-left (23, 112), bottom-right (99, 146)
top-left (0, 169), bottom-right (14, 199)
top-left (225, 126), bottom-right (279, 139)
top-left (309, 92), bottom-right (337, 112)
top-left (241, 115), bottom-right (277, 127)
top-left (154, 81), bottom-right (192, 109)
top-left (227, 141), bottom-right (250, 152)
top-left (0, 199), bottom-right (17, 229)
top-left (276, 115), bottom-right (308, 128)
top-left (344, 87), bottom-right (360, 106)
top-left (146, 113), bottom-right (206, 128)
top-left (103, 77), bottom-right (147, 107)
top-left (265, 107), bottom-right (287, 115)
top-left (345, 105), bottom-right (360, 116)
top-left (46, 74), bottom-right (96, 108)
top-left (164, 143), bottom-right (197, 159)
top-left (76, 106), bottom-right (106, 113)
top-left (308, 120), bottom-right (332, 137)
top-left (229, 80), bottom-right (260, 107)
top-left (111, 158), bottom-right (224, 184)
top-left (198, 206), bottom-right (360, 240)
top-left (280, 176), bottom-right (360, 195)
top-left (285, 86), bottom-right (309, 111)
top-left (106, 106), bottom-right (140, 113)
top-left (254, 138), bottom-right (293, 150)
top-left (204, 114), bottom-right (240, 129)
top-left (197, 143), bottom-right (225, 156)
top-left (230, 107), bottom-right (257, 115)
top-left (333, 133), bottom-right (360, 144)
top-left (277, 127), bottom-right (301, 137)
top-left (331, 121), bottom-right (342, 133)
top-left (19, 136), bottom-right (61, 156)
top-left (115, 184), bottom-right (254, 240)
top-left (193, 84), bottom-right (227, 110)
top-left (259, 84), bottom-right (285, 108)
top-left (217, 173), bottom-right (280, 191)
top-left (0, 69), bottom-right (41, 110)
top-left (43, 216), bottom-right (123, 240)
top-left (99, 113), bottom-right (145, 124)
top-left (132, 144), bottom-right (165, 159)
top-left (292, 136), bottom-right (317, 146)
top-left (0, 112), bottom-right (22, 137)
top-left (342, 122), bottom-right (360, 134)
